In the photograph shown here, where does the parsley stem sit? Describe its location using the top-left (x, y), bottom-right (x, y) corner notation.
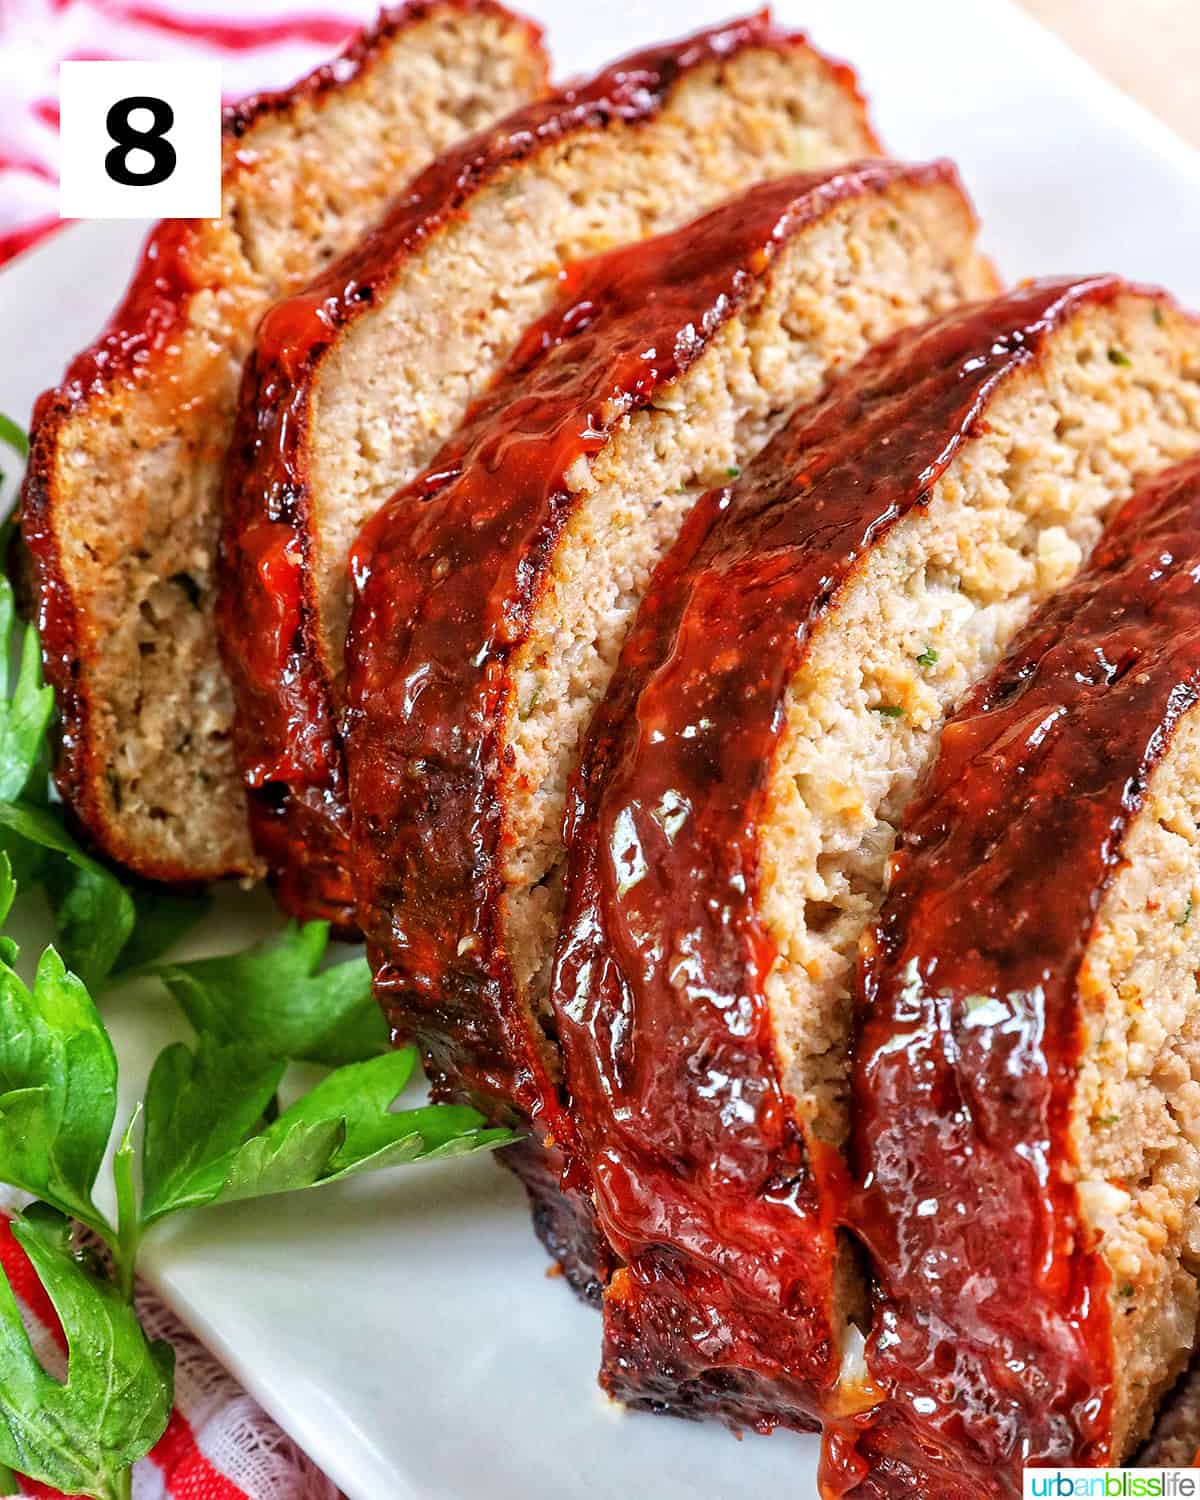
top-left (0, 1463), bottom-right (18, 1494)
top-left (0, 412), bottom-right (28, 461)
top-left (114, 1464), bottom-right (133, 1500)
top-left (113, 1108), bottom-right (143, 1304)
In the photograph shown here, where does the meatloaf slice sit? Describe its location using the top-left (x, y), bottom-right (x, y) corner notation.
top-left (221, 11), bottom-right (882, 927)
top-left (549, 279), bottom-right (1200, 1434)
top-left (839, 452), bottom-right (1200, 1495)
top-left (344, 158), bottom-right (992, 1132)
top-left (20, 1), bottom-right (547, 887)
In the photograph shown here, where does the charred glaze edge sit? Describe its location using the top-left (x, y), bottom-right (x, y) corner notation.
top-left (544, 276), bottom-right (1181, 1438)
top-left (832, 453), bottom-right (1200, 1498)
top-left (19, 0), bottom-right (550, 890)
top-left (218, 10), bottom-right (880, 926)
top-left (500, 1135), bottom-right (614, 1303)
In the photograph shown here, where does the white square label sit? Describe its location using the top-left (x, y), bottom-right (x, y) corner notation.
top-left (59, 61), bottom-right (222, 220)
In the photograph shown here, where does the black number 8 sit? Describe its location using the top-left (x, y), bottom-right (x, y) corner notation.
top-left (104, 96), bottom-right (177, 187)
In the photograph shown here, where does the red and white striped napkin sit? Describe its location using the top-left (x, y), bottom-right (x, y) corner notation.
top-left (0, 0), bottom-right (385, 267)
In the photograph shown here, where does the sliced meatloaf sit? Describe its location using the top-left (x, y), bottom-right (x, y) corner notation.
top-left (344, 158), bottom-right (992, 1133)
top-left (548, 279), bottom-right (1200, 1434)
top-left (221, 11), bottom-right (882, 927)
top-left (839, 452), bottom-right (1200, 1495)
top-left (20, 1), bottom-right (547, 886)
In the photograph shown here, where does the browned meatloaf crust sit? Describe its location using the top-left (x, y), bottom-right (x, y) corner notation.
top-left (838, 450), bottom-right (1200, 1495)
top-left (500, 1134), bottom-right (615, 1303)
top-left (220, 11), bottom-right (881, 928)
top-left (21, 1), bottom-right (547, 887)
top-left (548, 279), bottom-right (1200, 1435)
top-left (1139, 1351), bottom-right (1200, 1468)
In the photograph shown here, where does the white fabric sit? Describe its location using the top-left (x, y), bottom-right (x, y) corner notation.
top-left (137, 1292), bottom-right (340, 1500)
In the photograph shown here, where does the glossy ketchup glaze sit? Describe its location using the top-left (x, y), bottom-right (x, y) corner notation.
top-left (342, 161), bottom-right (930, 1126)
top-left (220, 10), bottom-right (869, 929)
top-left (828, 452), bottom-right (1200, 1498)
top-left (548, 278), bottom-right (1138, 1433)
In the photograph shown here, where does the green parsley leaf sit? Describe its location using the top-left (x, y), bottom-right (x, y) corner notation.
top-left (0, 857), bottom-right (18, 967)
top-left (0, 803), bottom-right (135, 989)
top-left (262, 1051), bottom-right (518, 1184)
top-left (0, 416), bottom-right (27, 463)
top-left (915, 647), bottom-right (938, 669)
top-left (1179, 899), bottom-right (1193, 927)
top-left (141, 1039), bottom-right (285, 1223)
top-left (0, 578), bottom-right (53, 803)
top-left (0, 803), bottom-right (208, 987)
top-left (152, 920), bottom-right (386, 1067)
top-left (1107, 347), bottom-right (1132, 366)
top-left (0, 1204), bottom-right (172, 1500)
top-left (142, 1046), bottom-right (517, 1222)
top-left (873, 704), bottom-right (904, 719)
top-left (0, 942), bottom-right (116, 1234)
top-left (114, 885), bottom-right (214, 976)
top-left (0, 416), bottom-right (27, 494)
top-left (725, 466), bottom-right (740, 479)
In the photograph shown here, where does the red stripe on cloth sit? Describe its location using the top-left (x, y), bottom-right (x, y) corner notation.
top-left (94, 1), bottom-right (360, 51)
top-left (0, 220), bottom-right (64, 270)
top-left (0, 1217), bottom-right (253, 1500)
top-left (18, 1478), bottom-right (72, 1499)
top-left (0, 1218), bottom-right (64, 1348)
top-left (154, 1412), bottom-right (253, 1500)
top-left (0, 154), bottom-right (55, 186)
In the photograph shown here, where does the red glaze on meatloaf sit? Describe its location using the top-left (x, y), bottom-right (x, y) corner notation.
top-left (343, 159), bottom-right (968, 1127)
top-left (829, 454), bottom-right (1200, 1496)
top-left (548, 278), bottom-right (1199, 1434)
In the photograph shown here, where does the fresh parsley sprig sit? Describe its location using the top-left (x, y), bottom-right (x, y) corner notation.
top-left (0, 418), bottom-right (27, 498)
top-left (152, 918), bottom-right (389, 1067)
top-left (0, 899), bottom-right (516, 1500)
top-left (0, 912), bottom-right (513, 1296)
top-left (0, 414), bottom-right (521, 1497)
top-left (0, 1204), bottom-right (173, 1500)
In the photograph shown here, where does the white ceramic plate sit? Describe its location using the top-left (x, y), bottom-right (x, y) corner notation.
top-left (4, 1), bottom-right (1200, 1494)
